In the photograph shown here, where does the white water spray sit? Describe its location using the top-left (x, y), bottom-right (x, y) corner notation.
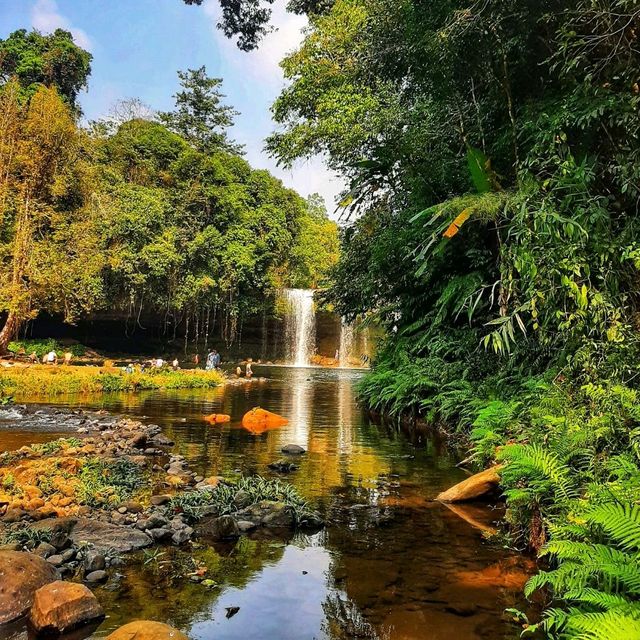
top-left (283, 289), bottom-right (316, 366)
top-left (339, 318), bottom-right (355, 368)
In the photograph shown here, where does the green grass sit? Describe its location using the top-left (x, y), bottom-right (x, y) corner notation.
top-left (0, 364), bottom-right (225, 398)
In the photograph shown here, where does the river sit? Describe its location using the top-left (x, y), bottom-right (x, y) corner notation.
top-left (0, 366), bottom-right (531, 640)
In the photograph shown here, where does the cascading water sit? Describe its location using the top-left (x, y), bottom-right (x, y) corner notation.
top-left (283, 289), bottom-right (316, 367)
top-left (339, 319), bottom-right (355, 368)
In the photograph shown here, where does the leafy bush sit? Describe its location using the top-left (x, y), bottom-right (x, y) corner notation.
top-left (8, 339), bottom-right (87, 358)
top-left (76, 457), bottom-right (143, 507)
top-left (169, 476), bottom-right (310, 523)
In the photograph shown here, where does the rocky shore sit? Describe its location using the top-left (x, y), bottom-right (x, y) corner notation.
top-left (0, 407), bottom-right (323, 635)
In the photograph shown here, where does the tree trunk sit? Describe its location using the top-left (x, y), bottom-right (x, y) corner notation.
top-left (0, 311), bottom-right (20, 355)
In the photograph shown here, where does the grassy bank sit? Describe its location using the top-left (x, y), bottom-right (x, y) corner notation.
top-left (359, 341), bottom-right (640, 637)
top-left (0, 365), bottom-right (225, 398)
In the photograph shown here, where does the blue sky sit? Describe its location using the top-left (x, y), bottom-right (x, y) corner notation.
top-left (0, 0), bottom-right (344, 212)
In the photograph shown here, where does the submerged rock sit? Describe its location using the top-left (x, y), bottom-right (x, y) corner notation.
top-left (29, 580), bottom-right (104, 634)
top-left (105, 620), bottom-right (188, 640)
top-left (0, 550), bottom-right (57, 623)
top-left (268, 459), bottom-right (299, 473)
top-left (281, 444), bottom-right (305, 455)
top-left (435, 466), bottom-right (502, 503)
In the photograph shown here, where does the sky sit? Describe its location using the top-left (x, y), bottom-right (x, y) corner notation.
top-left (0, 0), bottom-right (345, 214)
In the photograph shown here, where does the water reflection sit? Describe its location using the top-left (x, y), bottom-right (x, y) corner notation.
top-left (0, 367), bottom-right (530, 640)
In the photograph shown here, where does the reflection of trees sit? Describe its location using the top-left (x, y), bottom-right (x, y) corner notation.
top-left (322, 593), bottom-right (391, 640)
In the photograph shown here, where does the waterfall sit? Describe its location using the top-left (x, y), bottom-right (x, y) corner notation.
top-left (339, 319), bottom-right (355, 368)
top-left (283, 289), bottom-right (316, 366)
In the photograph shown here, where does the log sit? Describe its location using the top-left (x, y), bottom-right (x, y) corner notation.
top-left (436, 465), bottom-right (502, 503)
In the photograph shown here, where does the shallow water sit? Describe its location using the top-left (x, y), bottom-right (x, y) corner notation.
top-left (0, 367), bottom-right (531, 640)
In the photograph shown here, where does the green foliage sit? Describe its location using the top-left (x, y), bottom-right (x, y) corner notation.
top-left (0, 28), bottom-right (92, 111)
top-left (76, 457), bottom-right (143, 508)
top-left (272, 0), bottom-right (640, 632)
top-left (31, 437), bottom-right (83, 455)
top-left (159, 66), bottom-right (240, 154)
top-left (8, 339), bottom-right (87, 358)
top-left (169, 476), bottom-right (310, 522)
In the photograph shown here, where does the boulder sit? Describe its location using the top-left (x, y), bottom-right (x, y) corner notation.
top-left (32, 518), bottom-right (152, 554)
top-left (435, 466), bottom-right (502, 503)
top-left (29, 581), bottom-right (104, 633)
top-left (105, 621), bottom-right (188, 640)
top-left (241, 408), bottom-right (288, 434)
top-left (235, 501), bottom-right (295, 528)
top-left (197, 515), bottom-right (240, 540)
top-left (0, 551), bottom-right (57, 623)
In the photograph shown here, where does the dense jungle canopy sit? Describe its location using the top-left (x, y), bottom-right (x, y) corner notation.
top-left (264, 0), bottom-right (640, 637)
top-left (0, 28), bottom-right (338, 353)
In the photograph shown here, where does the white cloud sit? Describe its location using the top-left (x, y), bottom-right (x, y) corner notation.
top-left (31, 0), bottom-right (93, 51)
top-left (202, 0), bottom-right (346, 215)
top-left (203, 0), bottom-right (306, 87)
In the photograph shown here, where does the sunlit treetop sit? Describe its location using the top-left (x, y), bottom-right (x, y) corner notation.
top-left (0, 28), bottom-right (92, 113)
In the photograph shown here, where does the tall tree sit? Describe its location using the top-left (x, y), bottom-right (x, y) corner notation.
top-left (159, 67), bottom-right (241, 154)
top-left (0, 83), bottom-right (103, 353)
top-left (0, 29), bottom-right (92, 112)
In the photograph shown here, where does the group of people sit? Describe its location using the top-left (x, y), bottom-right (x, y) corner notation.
top-left (30, 350), bottom-right (73, 366)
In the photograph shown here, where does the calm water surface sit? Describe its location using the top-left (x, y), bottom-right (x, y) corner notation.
top-left (0, 366), bottom-right (530, 640)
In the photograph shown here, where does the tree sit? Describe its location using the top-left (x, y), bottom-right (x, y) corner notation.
top-left (159, 67), bottom-right (240, 154)
top-left (181, 0), bottom-right (334, 50)
top-left (0, 83), bottom-right (103, 353)
top-left (0, 29), bottom-right (92, 112)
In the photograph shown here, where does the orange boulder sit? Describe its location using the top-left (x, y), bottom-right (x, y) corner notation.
top-left (241, 408), bottom-right (288, 434)
top-left (203, 414), bottom-right (231, 424)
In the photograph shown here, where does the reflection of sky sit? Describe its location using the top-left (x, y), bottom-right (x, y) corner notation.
top-left (190, 542), bottom-right (333, 640)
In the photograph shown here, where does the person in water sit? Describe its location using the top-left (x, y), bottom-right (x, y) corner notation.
top-left (245, 361), bottom-right (253, 378)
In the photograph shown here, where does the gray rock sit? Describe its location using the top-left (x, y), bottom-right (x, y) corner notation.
top-left (235, 501), bottom-right (295, 528)
top-left (35, 542), bottom-right (57, 558)
top-left (85, 553), bottom-right (106, 572)
top-left (150, 495), bottom-right (171, 506)
top-left (31, 518), bottom-right (152, 554)
top-left (281, 444), bottom-right (306, 455)
top-left (85, 570), bottom-right (108, 584)
top-left (197, 515), bottom-right (240, 540)
top-left (237, 520), bottom-right (257, 532)
top-left (171, 528), bottom-right (193, 545)
top-left (60, 548), bottom-right (75, 562)
top-left (46, 554), bottom-right (63, 567)
top-left (148, 528), bottom-right (173, 542)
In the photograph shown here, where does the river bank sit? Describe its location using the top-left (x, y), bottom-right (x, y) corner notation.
top-left (0, 364), bottom-right (226, 399)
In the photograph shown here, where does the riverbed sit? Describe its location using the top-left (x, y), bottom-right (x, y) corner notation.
top-left (0, 366), bottom-right (531, 640)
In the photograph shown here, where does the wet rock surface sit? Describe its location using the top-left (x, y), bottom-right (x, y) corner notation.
top-left (0, 550), bottom-right (57, 623)
top-left (29, 580), bottom-right (104, 633)
top-left (105, 620), bottom-right (189, 640)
